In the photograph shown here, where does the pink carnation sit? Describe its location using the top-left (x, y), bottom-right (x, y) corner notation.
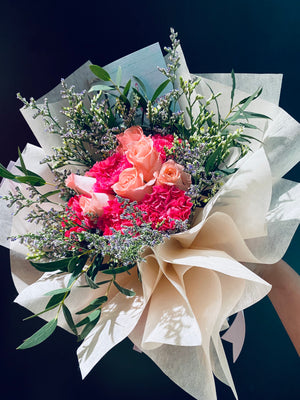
top-left (152, 134), bottom-right (175, 162)
top-left (86, 153), bottom-right (131, 193)
top-left (98, 198), bottom-right (136, 235)
top-left (137, 185), bottom-right (193, 231)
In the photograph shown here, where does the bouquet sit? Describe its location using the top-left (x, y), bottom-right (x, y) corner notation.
top-left (1, 29), bottom-right (299, 400)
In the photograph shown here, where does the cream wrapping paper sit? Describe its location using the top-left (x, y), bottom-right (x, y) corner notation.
top-left (0, 43), bottom-right (299, 400)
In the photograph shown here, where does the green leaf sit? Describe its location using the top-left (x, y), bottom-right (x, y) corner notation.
top-left (79, 279), bottom-right (112, 289)
top-left (119, 93), bottom-right (131, 109)
top-left (219, 168), bottom-right (238, 175)
top-left (115, 66), bottom-right (122, 87)
top-left (151, 79), bottom-right (170, 103)
top-left (113, 280), bottom-right (136, 297)
top-left (23, 303), bottom-right (61, 320)
top-left (76, 309), bottom-right (101, 327)
top-left (227, 87), bottom-right (263, 124)
top-left (45, 291), bottom-right (69, 309)
top-left (88, 84), bottom-right (114, 93)
top-left (44, 288), bottom-right (70, 297)
top-left (230, 69), bottom-right (236, 111)
top-left (123, 79), bottom-right (131, 97)
top-left (230, 122), bottom-right (258, 129)
top-left (101, 263), bottom-right (136, 275)
top-left (17, 319), bottom-right (57, 349)
top-left (30, 257), bottom-right (73, 272)
top-left (0, 163), bottom-right (17, 180)
top-left (133, 76), bottom-right (148, 98)
top-left (85, 273), bottom-right (99, 289)
top-left (205, 147), bottom-right (222, 174)
top-left (76, 296), bottom-right (108, 315)
top-left (241, 134), bottom-right (263, 143)
top-left (15, 165), bottom-right (45, 179)
top-left (90, 65), bottom-right (111, 81)
top-left (132, 88), bottom-right (147, 110)
top-left (67, 254), bottom-right (89, 287)
top-left (18, 147), bottom-right (27, 174)
top-left (241, 110), bottom-right (271, 120)
top-left (238, 87), bottom-right (263, 105)
top-left (0, 163), bottom-right (46, 187)
top-left (30, 259), bottom-right (67, 272)
top-left (67, 254), bottom-right (88, 274)
top-left (62, 304), bottom-right (78, 335)
top-left (40, 189), bottom-right (61, 199)
top-left (77, 312), bottom-right (101, 341)
top-left (15, 175), bottom-right (46, 186)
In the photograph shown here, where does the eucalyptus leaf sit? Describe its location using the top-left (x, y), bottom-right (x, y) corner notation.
top-left (90, 65), bottom-right (111, 81)
top-left (85, 273), bottom-right (99, 289)
top-left (62, 304), bottom-right (78, 335)
top-left (101, 263), bottom-right (136, 275)
top-left (76, 296), bottom-right (108, 315)
top-left (23, 303), bottom-right (61, 320)
top-left (77, 313), bottom-right (101, 341)
top-left (44, 288), bottom-right (70, 296)
top-left (45, 291), bottom-right (69, 309)
top-left (113, 280), bottom-right (136, 297)
top-left (67, 253), bottom-right (88, 274)
top-left (30, 257), bottom-right (74, 272)
top-left (76, 309), bottom-right (101, 327)
top-left (17, 319), bottom-right (57, 349)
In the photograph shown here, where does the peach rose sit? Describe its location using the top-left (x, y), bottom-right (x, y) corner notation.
top-left (112, 167), bottom-right (155, 202)
top-left (65, 173), bottom-right (96, 197)
top-left (116, 126), bottom-right (144, 154)
top-left (157, 159), bottom-right (191, 191)
top-left (126, 135), bottom-right (162, 182)
top-left (79, 192), bottom-right (114, 218)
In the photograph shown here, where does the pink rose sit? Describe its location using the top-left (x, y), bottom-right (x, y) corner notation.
top-left (112, 167), bottom-right (155, 201)
top-left (157, 159), bottom-right (191, 191)
top-left (112, 167), bottom-right (155, 202)
top-left (65, 173), bottom-right (96, 197)
top-left (66, 195), bottom-right (95, 229)
top-left (116, 126), bottom-right (144, 154)
top-left (79, 192), bottom-right (114, 218)
top-left (126, 135), bottom-right (162, 182)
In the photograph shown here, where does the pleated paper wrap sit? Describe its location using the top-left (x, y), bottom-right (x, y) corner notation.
top-left (0, 43), bottom-right (299, 400)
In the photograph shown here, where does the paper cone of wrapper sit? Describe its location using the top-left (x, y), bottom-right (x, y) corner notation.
top-left (0, 43), bottom-right (299, 400)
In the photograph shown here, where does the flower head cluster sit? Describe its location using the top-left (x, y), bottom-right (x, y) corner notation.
top-left (65, 126), bottom-right (193, 241)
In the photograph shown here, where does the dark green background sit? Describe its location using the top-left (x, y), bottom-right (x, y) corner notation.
top-left (0, 1), bottom-right (299, 399)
